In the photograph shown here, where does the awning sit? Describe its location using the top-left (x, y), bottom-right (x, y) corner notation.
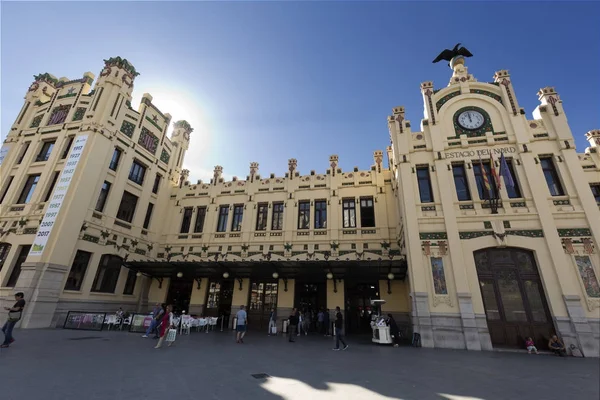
top-left (124, 259), bottom-right (407, 281)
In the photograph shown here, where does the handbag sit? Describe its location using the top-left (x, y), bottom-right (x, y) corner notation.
top-left (166, 328), bottom-right (177, 342)
top-left (8, 311), bottom-right (21, 322)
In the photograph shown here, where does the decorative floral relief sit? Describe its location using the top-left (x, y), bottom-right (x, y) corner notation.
top-left (160, 149), bottom-right (170, 164)
top-left (72, 107), bottom-right (86, 121)
top-left (47, 104), bottom-right (71, 125)
top-left (30, 114), bottom-right (44, 128)
top-left (120, 120), bottom-right (135, 138)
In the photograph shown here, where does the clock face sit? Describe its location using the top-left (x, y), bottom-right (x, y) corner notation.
top-left (457, 110), bottom-right (485, 130)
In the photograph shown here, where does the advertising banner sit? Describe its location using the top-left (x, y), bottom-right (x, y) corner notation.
top-left (29, 134), bottom-right (89, 257)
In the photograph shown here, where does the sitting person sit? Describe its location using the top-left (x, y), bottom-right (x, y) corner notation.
top-left (525, 337), bottom-right (539, 354)
top-left (548, 335), bottom-right (566, 356)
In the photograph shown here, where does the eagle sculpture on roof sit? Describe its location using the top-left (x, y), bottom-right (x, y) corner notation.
top-left (432, 43), bottom-right (473, 65)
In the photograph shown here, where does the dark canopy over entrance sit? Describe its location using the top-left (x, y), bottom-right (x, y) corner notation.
top-left (124, 259), bottom-right (407, 282)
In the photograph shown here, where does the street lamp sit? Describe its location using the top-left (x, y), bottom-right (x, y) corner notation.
top-left (387, 272), bottom-right (395, 280)
top-left (326, 272), bottom-right (333, 280)
top-left (223, 272), bottom-right (230, 279)
top-left (272, 272), bottom-right (279, 279)
top-left (136, 272), bottom-right (142, 277)
top-left (177, 272), bottom-right (183, 278)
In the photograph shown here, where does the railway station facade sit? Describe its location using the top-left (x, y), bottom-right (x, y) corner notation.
top-left (0, 56), bottom-right (599, 356)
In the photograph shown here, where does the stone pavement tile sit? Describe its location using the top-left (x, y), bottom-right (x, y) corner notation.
top-left (0, 329), bottom-right (598, 400)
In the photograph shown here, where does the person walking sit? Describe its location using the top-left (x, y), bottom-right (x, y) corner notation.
top-left (317, 309), bottom-right (324, 334)
top-left (267, 307), bottom-right (277, 336)
top-left (154, 304), bottom-right (175, 349)
top-left (288, 309), bottom-right (298, 342)
top-left (1, 292), bottom-right (26, 348)
top-left (143, 303), bottom-right (164, 338)
top-left (323, 308), bottom-right (331, 337)
top-left (236, 305), bottom-right (248, 343)
top-left (333, 306), bottom-right (348, 351)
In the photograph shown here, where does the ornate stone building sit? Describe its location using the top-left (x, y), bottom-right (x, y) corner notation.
top-left (1, 56), bottom-right (599, 356)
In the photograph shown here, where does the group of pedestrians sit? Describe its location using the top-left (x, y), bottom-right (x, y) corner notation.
top-left (287, 306), bottom-right (348, 351)
top-left (140, 302), bottom-right (176, 349)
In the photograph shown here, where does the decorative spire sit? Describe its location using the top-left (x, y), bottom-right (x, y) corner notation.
top-left (329, 155), bottom-right (338, 177)
top-left (213, 165), bottom-right (223, 185)
top-left (447, 56), bottom-right (476, 86)
top-left (288, 158), bottom-right (297, 179)
top-left (249, 162), bottom-right (259, 183)
top-left (373, 150), bottom-right (383, 173)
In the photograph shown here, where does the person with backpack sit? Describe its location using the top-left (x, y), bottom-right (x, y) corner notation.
top-left (1, 292), bottom-right (26, 348)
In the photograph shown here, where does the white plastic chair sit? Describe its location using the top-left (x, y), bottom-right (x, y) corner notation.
top-left (198, 318), bottom-right (208, 332)
top-left (180, 315), bottom-right (192, 335)
top-left (120, 316), bottom-right (132, 330)
top-left (105, 315), bottom-right (117, 330)
top-left (209, 317), bottom-right (218, 332)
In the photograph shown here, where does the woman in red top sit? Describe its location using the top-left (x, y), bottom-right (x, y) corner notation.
top-left (155, 304), bottom-right (174, 349)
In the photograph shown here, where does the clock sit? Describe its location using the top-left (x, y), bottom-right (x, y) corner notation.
top-left (457, 110), bottom-right (485, 130)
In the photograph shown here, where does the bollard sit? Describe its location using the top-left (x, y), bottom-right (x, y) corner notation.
top-left (220, 315), bottom-right (224, 332)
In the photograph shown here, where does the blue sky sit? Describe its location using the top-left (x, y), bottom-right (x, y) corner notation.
top-left (2, 1), bottom-right (599, 182)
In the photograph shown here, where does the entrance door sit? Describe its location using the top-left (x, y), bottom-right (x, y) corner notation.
top-left (474, 248), bottom-right (554, 349)
top-left (295, 282), bottom-right (326, 332)
top-left (345, 282), bottom-right (379, 334)
top-left (248, 281), bottom-right (278, 331)
top-left (204, 280), bottom-right (234, 327)
top-left (166, 278), bottom-right (193, 315)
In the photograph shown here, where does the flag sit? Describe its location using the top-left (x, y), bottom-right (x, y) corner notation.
top-left (489, 151), bottom-right (501, 190)
top-left (499, 153), bottom-right (515, 189)
top-left (479, 155), bottom-right (492, 199)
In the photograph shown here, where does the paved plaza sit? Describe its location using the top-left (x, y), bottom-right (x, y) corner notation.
top-left (0, 328), bottom-right (598, 400)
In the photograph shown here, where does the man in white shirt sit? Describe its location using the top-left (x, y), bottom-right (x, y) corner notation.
top-left (236, 305), bottom-right (248, 344)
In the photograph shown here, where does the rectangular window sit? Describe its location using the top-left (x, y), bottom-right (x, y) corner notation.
top-left (16, 142), bottom-right (30, 164)
top-left (416, 166), bottom-right (434, 203)
top-left (116, 191), bottom-right (138, 223)
top-left (95, 181), bottom-right (111, 212)
top-left (91, 254), bottom-right (122, 293)
top-left (271, 202), bottom-right (284, 230)
top-left (194, 206), bottom-right (207, 233)
top-left (152, 173), bottom-right (161, 194)
top-left (61, 137), bottom-right (74, 159)
top-left (128, 160), bottom-right (146, 185)
top-left (590, 183), bottom-right (600, 203)
top-left (109, 148), bottom-right (122, 171)
top-left (123, 269), bottom-right (137, 295)
top-left (64, 250), bottom-right (92, 291)
top-left (298, 201), bottom-right (310, 229)
top-left (43, 171), bottom-right (60, 203)
top-left (0, 176), bottom-right (14, 204)
top-left (17, 174), bottom-right (41, 204)
top-left (180, 207), bottom-right (193, 233)
top-left (143, 203), bottom-right (154, 230)
top-left (0, 243), bottom-right (12, 272)
top-left (314, 200), bottom-right (327, 229)
top-left (360, 197), bottom-right (375, 227)
top-left (36, 141), bottom-right (55, 162)
top-left (6, 245), bottom-right (31, 287)
top-left (540, 157), bottom-right (565, 196)
top-left (231, 204), bottom-right (244, 231)
top-left (256, 203), bottom-right (268, 231)
top-left (452, 164), bottom-right (472, 201)
top-left (473, 162), bottom-right (499, 200)
top-left (217, 205), bottom-right (229, 232)
top-left (504, 160), bottom-right (522, 199)
top-left (342, 198), bottom-right (356, 228)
